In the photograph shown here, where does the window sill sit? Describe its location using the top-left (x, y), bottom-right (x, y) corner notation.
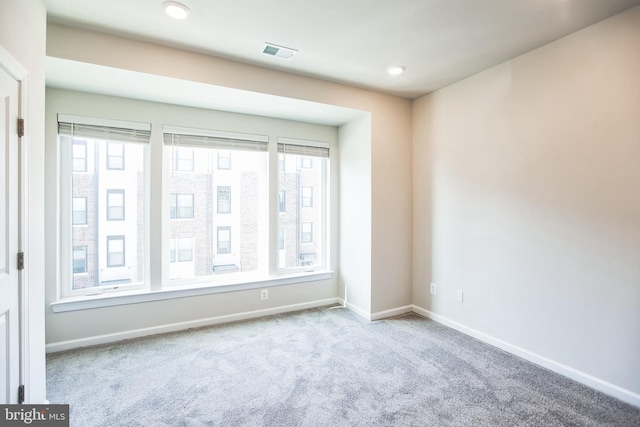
top-left (50, 271), bottom-right (333, 313)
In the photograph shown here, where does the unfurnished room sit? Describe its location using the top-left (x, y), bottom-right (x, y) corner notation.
top-left (1, 0), bottom-right (639, 425)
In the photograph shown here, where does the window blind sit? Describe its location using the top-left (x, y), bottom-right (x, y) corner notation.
top-left (163, 133), bottom-right (268, 152)
top-left (277, 137), bottom-right (330, 158)
top-left (58, 114), bottom-right (151, 144)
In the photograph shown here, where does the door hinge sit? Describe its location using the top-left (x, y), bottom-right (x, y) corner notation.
top-left (17, 252), bottom-right (24, 270)
top-left (18, 385), bottom-right (25, 404)
top-left (17, 118), bottom-right (24, 137)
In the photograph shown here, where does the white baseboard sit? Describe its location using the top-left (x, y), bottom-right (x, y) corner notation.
top-left (342, 300), bottom-right (371, 321)
top-left (370, 305), bottom-right (413, 321)
top-left (46, 298), bottom-right (340, 353)
top-left (412, 305), bottom-right (640, 409)
top-left (339, 301), bottom-right (413, 321)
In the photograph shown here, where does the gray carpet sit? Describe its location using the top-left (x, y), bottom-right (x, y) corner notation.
top-left (47, 307), bottom-right (640, 426)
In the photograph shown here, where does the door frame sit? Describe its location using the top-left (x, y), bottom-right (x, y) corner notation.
top-left (0, 44), bottom-right (30, 403)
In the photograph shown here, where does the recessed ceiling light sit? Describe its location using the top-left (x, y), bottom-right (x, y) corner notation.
top-left (163, 1), bottom-right (191, 19)
top-left (386, 65), bottom-right (406, 76)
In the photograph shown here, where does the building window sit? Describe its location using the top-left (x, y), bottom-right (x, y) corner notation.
top-left (170, 194), bottom-right (194, 219)
top-left (217, 151), bottom-right (231, 169)
top-left (107, 189), bottom-right (125, 221)
top-left (170, 238), bottom-right (193, 263)
top-left (302, 187), bottom-right (313, 207)
top-left (107, 142), bottom-right (124, 170)
top-left (73, 246), bottom-right (87, 274)
top-left (301, 222), bottom-right (313, 243)
top-left (278, 156), bottom-right (285, 171)
top-left (72, 140), bottom-right (87, 172)
top-left (278, 191), bottom-right (286, 212)
top-left (175, 148), bottom-right (194, 171)
top-left (278, 228), bottom-right (285, 250)
top-left (300, 157), bottom-right (313, 169)
top-left (217, 226), bottom-right (231, 254)
top-left (107, 235), bottom-right (125, 267)
top-left (217, 186), bottom-right (231, 214)
top-left (72, 197), bottom-right (87, 225)
top-left (299, 253), bottom-right (317, 267)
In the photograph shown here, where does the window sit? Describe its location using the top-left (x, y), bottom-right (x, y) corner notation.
top-left (58, 115), bottom-right (149, 294)
top-left (107, 189), bottom-right (125, 221)
top-left (73, 246), bottom-right (87, 274)
top-left (301, 222), bottom-right (313, 243)
top-left (217, 186), bottom-right (231, 214)
top-left (175, 148), bottom-right (194, 171)
top-left (58, 116), bottom-right (331, 299)
top-left (107, 142), bottom-right (124, 170)
top-left (107, 235), bottom-right (125, 267)
top-left (217, 226), bottom-right (231, 254)
top-left (302, 187), bottom-right (313, 208)
top-left (72, 140), bottom-right (87, 172)
top-left (278, 140), bottom-right (328, 270)
top-left (170, 194), bottom-right (194, 219)
top-left (170, 238), bottom-right (193, 263)
top-left (300, 157), bottom-right (313, 168)
top-left (217, 151), bottom-right (231, 170)
top-left (164, 129), bottom-right (268, 283)
top-left (278, 228), bottom-right (285, 250)
top-left (72, 197), bottom-right (87, 225)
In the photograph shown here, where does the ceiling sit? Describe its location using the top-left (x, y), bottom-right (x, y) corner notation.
top-left (45, 0), bottom-right (640, 100)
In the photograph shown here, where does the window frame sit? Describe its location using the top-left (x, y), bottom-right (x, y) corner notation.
top-left (106, 235), bottom-right (126, 268)
top-left (106, 141), bottom-right (125, 170)
top-left (217, 151), bottom-right (231, 170)
top-left (301, 222), bottom-right (313, 243)
top-left (72, 140), bottom-right (87, 172)
top-left (72, 245), bottom-right (88, 274)
top-left (170, 193), bottom-right (195, 219)
top-left (301, 186), bottom-right (313, 208)
top-left (56, 116), bottom-right (334, 305)
top-left (217, 226), bottom-right (232, 254)
top-left (72, 197), bottom-right (87, 225)
top-left (217, 186), bottom-right (231, 214)
top-left (106, 189), bottom-right (125, 221)
top-left (174, 147), bottom-right (194, 172)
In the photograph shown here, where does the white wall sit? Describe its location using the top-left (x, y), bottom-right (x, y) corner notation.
top-left (0, 0), bottom-right (47, 403)
top-left (46, 24), bottom-right (414, 320)
top-left (413, 5), bottom-right (640, 402)
top-left (45, 88), bottom-right (340, 345)
top-left (338, 115), bottom-right (372, 314)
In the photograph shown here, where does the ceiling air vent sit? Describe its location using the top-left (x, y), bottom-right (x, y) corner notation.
top-left (262, 43), bottom-right (297, 60)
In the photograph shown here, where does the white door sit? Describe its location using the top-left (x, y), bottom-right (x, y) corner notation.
top-left (0, 62), bottom-right (21, 404)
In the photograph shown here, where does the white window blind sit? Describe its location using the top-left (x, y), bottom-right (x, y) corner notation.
top-left (277, 137), bottom-right (329, 158)
top-left (163, 126), bottom-right (268, 152)
top-left (58, 114), bottom-right (151, 144)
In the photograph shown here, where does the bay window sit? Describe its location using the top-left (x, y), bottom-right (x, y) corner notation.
top-left (58, 116), bottom-right (330, 300)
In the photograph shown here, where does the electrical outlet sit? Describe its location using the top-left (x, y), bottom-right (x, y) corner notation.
top-left (261, 289), bottom-right (269, 300)
top-left (456, 290), bottom-right (464, 303)
top-left (430, 283), bottom-right (437, 294)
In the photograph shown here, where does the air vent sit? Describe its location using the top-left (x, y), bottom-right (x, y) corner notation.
top-left (262, 43), bottom-right (297, 60)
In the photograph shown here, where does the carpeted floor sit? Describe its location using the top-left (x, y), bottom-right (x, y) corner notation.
top-left (47, 306), bottom-right (640, 426)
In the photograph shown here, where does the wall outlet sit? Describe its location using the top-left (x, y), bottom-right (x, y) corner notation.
top-left (430, 283), bottom-right (437, 294)
top-left (260, 289), bottom-right (269, 300)
top-left (456, 290), bottom-right (464, 303)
